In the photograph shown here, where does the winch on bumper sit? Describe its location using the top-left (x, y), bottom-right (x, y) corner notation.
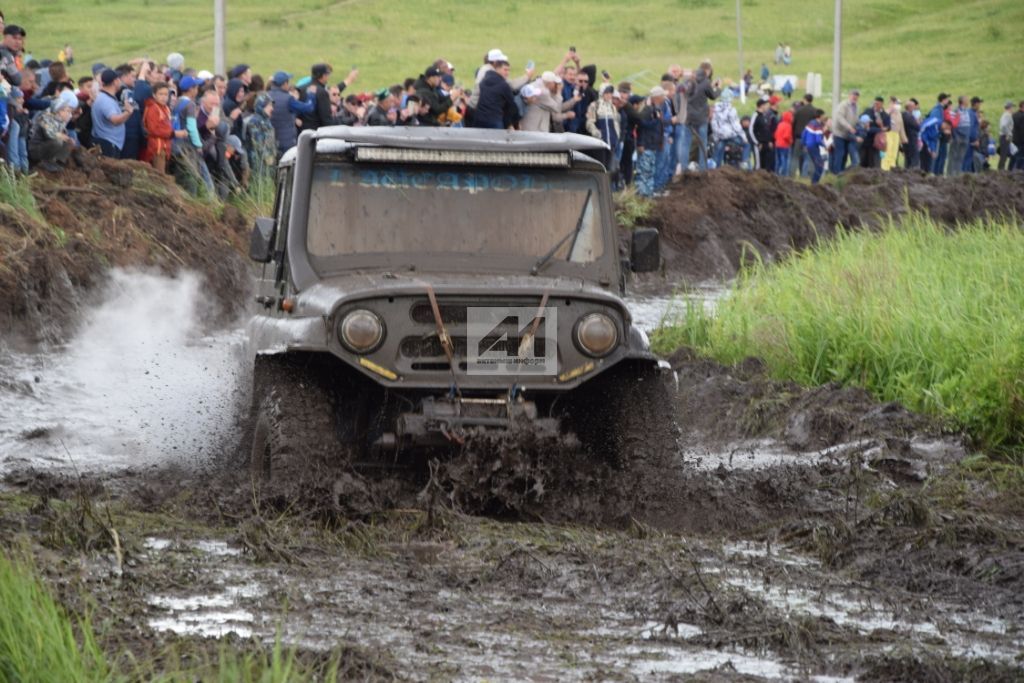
top-left (385, 395), bottom-right (561, 449)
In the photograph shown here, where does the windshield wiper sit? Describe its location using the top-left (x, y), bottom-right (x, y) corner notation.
top-left (530, 190), bottom-right (592, 276)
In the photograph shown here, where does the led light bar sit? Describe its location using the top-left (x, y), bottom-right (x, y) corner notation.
top-left (354, 147), bottom-right (572, 168)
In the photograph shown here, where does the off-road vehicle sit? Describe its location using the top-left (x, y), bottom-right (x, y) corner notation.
top-left (246, 126), bottom-right (675, 484)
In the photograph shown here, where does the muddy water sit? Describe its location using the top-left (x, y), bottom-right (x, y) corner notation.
top-left (0, 270), bottom-right (248, 474)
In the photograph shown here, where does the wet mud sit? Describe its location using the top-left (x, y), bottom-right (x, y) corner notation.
top-left (640, 167), bottom-right (1024, 283)
top-left (3, 344), bottom-right (1022, 680)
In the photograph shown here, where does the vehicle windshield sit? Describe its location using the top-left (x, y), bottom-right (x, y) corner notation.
top-left (306, 162), bottom-right (604, 269)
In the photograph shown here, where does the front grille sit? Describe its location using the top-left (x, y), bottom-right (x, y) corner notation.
top-left (400, 335), bottom-right (470, 358)
top-left (408, 299), bottom-right (540, 324)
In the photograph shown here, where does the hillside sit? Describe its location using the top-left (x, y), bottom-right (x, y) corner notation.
top-left (7, 0), bottom-right (1022, 111)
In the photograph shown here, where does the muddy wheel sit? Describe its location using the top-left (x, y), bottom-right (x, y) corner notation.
top-left (248, 356), bottom-right (344, 491)
top-left (569, 361), bottom-right (680, 467)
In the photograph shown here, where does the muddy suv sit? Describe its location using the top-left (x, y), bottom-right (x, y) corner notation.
top-left (246, 126), bottom-right (675, 483)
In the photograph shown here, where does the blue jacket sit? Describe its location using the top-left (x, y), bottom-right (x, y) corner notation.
top-left (268, 84), bottom-right (314, 153)
top-left (920, 104), bottom-right (944, 152)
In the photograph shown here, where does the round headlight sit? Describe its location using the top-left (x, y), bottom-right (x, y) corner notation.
top-left (575, 313), bottom-right (618, 357)
top-left (339, 309), bottom-right (384, 353)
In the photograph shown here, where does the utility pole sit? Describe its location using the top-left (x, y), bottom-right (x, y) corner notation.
top-left (736, 0), bottom-right (745, 103)
top-left (214, 0), bottom-right (226, 76)
top-left (832, 0), bottom-right (842, 117)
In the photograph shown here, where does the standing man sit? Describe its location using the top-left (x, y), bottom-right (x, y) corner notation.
top-left (901, 98), bottom-right (921, 169)
top-left (859, 96), bottom-right (889, 169)
top-left (947, 96), bottom-right (972, 176)
top-left (682, 61), bottom-right (720, 172)
top-left (301, 63), bottom-right (357, 130)
top-left (791, 94), bottom-right (816, 177)
top-left (1012, 101), bottom-right (1024, 171)
top-left (91, 69), bottom-right (134, 158)
top-left (964, 97), bottom-right (983, 173)
top-left (413, 65), bottom-right (454, 127)
top-left (267, 71), bottom-right (314, 156)
top-left (751, 97), bottom-right (774, 172)
top-left (635, 86), bottom-right (667, 198)
top-left (830, 90), bottom-right (860, 174)
top-left (115, 64), bottom-right (143, 160)
top-left (997, 101), bottom-right (1014, 171)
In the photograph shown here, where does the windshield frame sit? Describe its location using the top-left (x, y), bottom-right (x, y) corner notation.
top-left (297, 157), bottom-right (619, 282)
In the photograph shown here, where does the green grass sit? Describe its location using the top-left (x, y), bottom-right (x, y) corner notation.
top-left (6, 0), bottom-right (1022, 112)
top-left (652, 215), bottom-right (1024, 457)
top-left (0, 165), bottom-right (44, 223)
top-left (0, 553), bottom-right (110, 683)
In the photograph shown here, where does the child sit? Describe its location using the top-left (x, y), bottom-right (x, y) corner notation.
top-left (142, 82), bottom-right (174, 173)
top-left (801, 108), bottom-right (826, 184)
top-left (773, 110), bottom-right (793, 175)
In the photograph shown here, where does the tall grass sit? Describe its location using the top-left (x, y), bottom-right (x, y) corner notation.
top-left (0, 165), bottom-right (44, 223)
top-left (0, 554), bottom-right (109, 683)
top-left (653, 215), bottom-right (1024, 456)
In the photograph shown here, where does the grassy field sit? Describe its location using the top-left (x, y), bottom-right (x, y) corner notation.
top-left (652, 215), bottom-right (1024, 458)
top-left (5, 0), bottom-right (1022, 112)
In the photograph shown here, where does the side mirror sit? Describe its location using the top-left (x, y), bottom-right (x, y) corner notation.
top-left (630, 227), bottom-right (660, 273)
top-left (249, 216), bottom-right (277, 263)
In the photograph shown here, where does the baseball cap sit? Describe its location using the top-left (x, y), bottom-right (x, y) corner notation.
top-left (541, 71), bottom-right (562, 84)
top-left (970, 96), bottom-right (983, 104)
top-left (425, 65), bottom-right (442, 78)
top-left (271, 71), bottom-right (292, 87)
top-left (486, 48), bottom-right (509, 63)
top-left (521, 83), bottom-right (540, 99)
top-left (3, 25), bottom-right (26, 37)
top-left (769, 94), bottom-right (781, 105)
top-left (196, 70), bottom-right (214, 80)
top-left (296, 76), bottom-right (312, 89)
top-left (167, 53), bottom-right (185, 71)
top-left (178, 75), bottom-right (205, 91)
top-left (228, 64), bottom-right (250, 79)
top-left (441, 74), bottom-right (455, 87)
top-left (649, 86), bottom-right (666, 97)
top-left (91, 62), bottom-right (107, 75)
top-left (100, 69), bottom-right (119, 86)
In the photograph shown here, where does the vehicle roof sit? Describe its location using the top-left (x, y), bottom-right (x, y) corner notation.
top-left (278, 126), bottom-right (608, 166)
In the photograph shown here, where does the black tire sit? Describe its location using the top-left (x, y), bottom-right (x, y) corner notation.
top-left (568, 361), bottom-right (680, 467)
top-left (249, 361), bottom-right (340, 488)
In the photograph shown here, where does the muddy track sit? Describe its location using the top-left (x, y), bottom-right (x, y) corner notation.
top-left (2, 346), bottom-right (1022, 680)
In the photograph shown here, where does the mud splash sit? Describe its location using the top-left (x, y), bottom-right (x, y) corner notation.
top-left (0, 269), bottom-right (248, 474)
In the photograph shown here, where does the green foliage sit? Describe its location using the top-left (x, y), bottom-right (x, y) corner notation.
top-left (653, 216), bottom-right (1024, 456)
top-left (0, 554), bottom-right (110, 683)
top-left (6, 0), bottom-right (1022, 109)
top-left (0, 165), bottom-right (44, 223)
top-left (613, 187), bottom-right (653, 230)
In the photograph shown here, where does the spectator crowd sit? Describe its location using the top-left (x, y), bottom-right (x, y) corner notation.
top-left (2, 10), bottom-right (1022, 201)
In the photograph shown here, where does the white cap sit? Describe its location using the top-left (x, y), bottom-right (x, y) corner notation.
top-left (166, 52), bottom-right (185, 71)
top-left (521, 83), bottom-right (540, 98)
top-left (197, 69), bottom-right (214, 80)
top-left (486, 48), bottom-right (509, 63)
top-left (650, 85), bottom-right (667, 97)
top-left (541, 70), bottom-right (562, 84)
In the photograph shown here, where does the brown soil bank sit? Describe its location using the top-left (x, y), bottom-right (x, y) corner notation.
top-left (645, 167), bottom-right (1024, 282)
top-left (0, 156), bottom-right (251, 343)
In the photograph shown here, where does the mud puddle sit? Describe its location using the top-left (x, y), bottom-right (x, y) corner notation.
top-left (107, 506), bottom-right (1019, 681)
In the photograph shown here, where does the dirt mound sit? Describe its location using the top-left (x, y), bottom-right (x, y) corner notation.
top-left (643, 167), bottom-right (1024, 282)
top-left (0, 155), bottom-right (251, 343)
